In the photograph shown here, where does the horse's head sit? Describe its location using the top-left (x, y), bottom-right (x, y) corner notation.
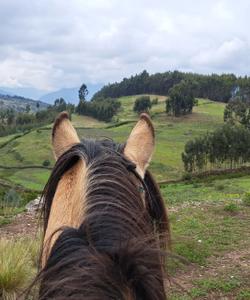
top-left (37, 112), bottom-right (170, 300)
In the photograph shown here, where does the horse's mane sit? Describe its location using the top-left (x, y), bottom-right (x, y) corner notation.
top-left (35, 139), bottom-right (170, 299)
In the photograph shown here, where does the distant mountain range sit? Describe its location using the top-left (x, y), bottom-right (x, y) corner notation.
top-left (0, 87), bottom-right (45, 100)
top-left (0, 83), bottom-right (103, 111)
top-left (0, 89), bottom-right (13, 96)
top-left (39, 84), bottom-right (103, 104)
top-left (0, 94), bottom-right (48, 112)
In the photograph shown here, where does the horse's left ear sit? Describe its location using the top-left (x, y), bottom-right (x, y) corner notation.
top-left (124, 113), bottom-right (155, 178)
top-left (52, 111), bottom-right (80, 160)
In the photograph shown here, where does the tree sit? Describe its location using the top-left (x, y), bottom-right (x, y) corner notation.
top-left (25, 104), bottom-right (31, 113)
top-left (166, 80), bottom-right (197, 116)
top-left (36, 102), bottom-right (40, 110)
top-left (224, 98), bottom-right (250, 129)
top-left (79, 84), bottom-right (88, 101)
top-left (76, 98), bottom-right (121, 122)
top-left (133, 96), bottom-right (152, 114)
top-left (6, 109), bottom-right (15, 125)
top-left (182, 124), bottom-right (250, 173)
top-left (53, 98), bottom-right (67, 112)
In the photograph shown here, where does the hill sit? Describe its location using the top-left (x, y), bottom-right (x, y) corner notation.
top-left (0, 95), bottom-right (225, 190)
top-left (0, 94), bottom-right (48, 112)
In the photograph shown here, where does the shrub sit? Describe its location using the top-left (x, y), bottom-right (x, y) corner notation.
top-left (151, 98), bottom-right (158, 105)
top-left (224, 202), bottom-right (239, 213)
top-left (182, 172), bottom-right (192, 181)
top-left (42, 159), bottom-right (51, 167)
top-left (215, 184), bottom-right (225, 191)
top-left (133, 96), bottom-right (152, 114)
top-left (14, 151), bottom-right (23, 162)
top-left (242, 192), bottom-right (250, 206)
top-left (3, 189), bottom-right (21, 207)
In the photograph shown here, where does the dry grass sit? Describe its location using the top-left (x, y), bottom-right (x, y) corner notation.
top-left (0, 237), bottom-right (40, 300)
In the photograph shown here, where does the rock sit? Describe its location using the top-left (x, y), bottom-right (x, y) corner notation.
top-left (25, 197), bottom-right (42, 212)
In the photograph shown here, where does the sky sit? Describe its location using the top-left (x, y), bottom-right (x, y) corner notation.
top-left (0, 0), bottom-right (249, 95)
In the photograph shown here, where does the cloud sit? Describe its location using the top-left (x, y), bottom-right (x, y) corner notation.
top-left (0, 0), bottom-right (250, 91)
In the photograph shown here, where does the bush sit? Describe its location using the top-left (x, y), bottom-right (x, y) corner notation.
top-left (133, 96), bottom-right (152, 114)
top-left (215, 184), bottom-right (225, 191)
top-left (224, 202), bottom-right (239, 213)
top-left (42, 159), bottom-right (51, 167)
top-left (3, 189), bottom-right (21, 207)
top-left (242, 192), bottom-right (250, 206)
top-left (182, 172), bottom-right (192, 181)
top-left (151, 98), bottom-right (158, 105)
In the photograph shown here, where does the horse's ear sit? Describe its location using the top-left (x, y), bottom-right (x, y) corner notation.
top-left (52, 112), bottom-right (80, 160)
top-left (124, 113), bottom-right (155, 178)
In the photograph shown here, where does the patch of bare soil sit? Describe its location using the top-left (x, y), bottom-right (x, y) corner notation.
top-left (169, 248), bottom-right (250, 299)
top-left (0, 210), bottom-right (41, 239)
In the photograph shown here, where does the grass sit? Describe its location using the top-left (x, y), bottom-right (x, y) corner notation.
top-left (164, 175), bottom-right (250, 299)
top-left (0, 237), bottom-right (40, 299)
top-left (0, 96), bottom-right (226, 189)
top-left (170, 203), bottom-right (250, 265)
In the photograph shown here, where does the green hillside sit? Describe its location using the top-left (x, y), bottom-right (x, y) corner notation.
top-left (0, 95), bottom-right (225, 190)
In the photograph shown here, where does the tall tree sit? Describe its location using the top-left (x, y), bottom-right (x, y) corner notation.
top-left (79, 84), bottom-right (88, 101)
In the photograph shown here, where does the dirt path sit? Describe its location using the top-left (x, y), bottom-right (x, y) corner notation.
top-left (0, 210), bottom-right (40, 239)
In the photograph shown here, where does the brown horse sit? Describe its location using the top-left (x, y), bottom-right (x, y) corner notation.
top-left (36, 112), bottom-right (170, 299)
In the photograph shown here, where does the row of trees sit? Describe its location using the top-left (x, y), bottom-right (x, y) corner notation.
top-left (75, 84), bottom-right (121, 122)
top-left (182, 84), bottom-right (250, 173)
top-left (76, 98), bottom-right (121, 122)
top-left (182, 125), bottom-right (250, 173)
top-left (92, 70), bottom-right (250, 103)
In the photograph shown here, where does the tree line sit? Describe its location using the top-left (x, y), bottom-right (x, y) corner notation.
top-left (182, 124), bottom-right (250, 173)
top-left (76, 84), bottom-right (121, 122)
top-left (92, 70), bottom-right (250, 103)
top-left (182, 87), bottom-right (250, 173)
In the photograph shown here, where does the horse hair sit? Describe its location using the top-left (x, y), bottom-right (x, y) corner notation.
top-left (34, 139), bottom-right (170, 300)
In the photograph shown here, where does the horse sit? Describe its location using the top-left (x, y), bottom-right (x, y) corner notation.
top-left (35, 111), bottom-right (170, 299)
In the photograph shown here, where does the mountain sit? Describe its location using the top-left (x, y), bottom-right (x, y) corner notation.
top-left (39, 84), bottom-right (103, 104)
top-left (0, 94), bottom-right (48, 112)
top-left (0, 89), bottom-right (13, 96)
top-left (0, 87), bottom-right (46, 100)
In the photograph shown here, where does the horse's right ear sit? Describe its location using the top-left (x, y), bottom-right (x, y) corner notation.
top-left (52, 112), bottom-right (80, 160)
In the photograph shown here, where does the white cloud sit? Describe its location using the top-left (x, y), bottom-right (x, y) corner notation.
top-left (0, 0), bottom-right (249, 91)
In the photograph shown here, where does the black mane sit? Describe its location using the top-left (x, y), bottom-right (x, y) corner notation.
top-left (35, 139), bottom-right (170, 300)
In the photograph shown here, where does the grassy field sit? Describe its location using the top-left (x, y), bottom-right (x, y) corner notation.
top-left (0, 95), bottom-right (225, 190)
top-left (1, 95), bottom-right (250, 299)
top-left (164, 176), bottom-right (250, 299)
